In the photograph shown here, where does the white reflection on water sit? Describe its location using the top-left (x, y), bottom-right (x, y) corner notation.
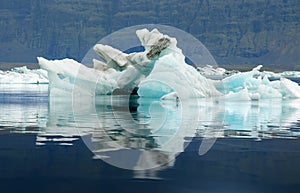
top-left (195, 99), bottom-right (300, 139)
top-left (0, 84), bottom-right (48, 130)
top-left (1, 84), bottom-right (300, 169)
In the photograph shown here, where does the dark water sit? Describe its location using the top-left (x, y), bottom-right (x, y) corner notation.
top-left (0, 84), bottom-right (300, 193)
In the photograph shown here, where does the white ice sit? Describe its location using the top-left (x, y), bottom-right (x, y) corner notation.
top-left (196, 65), bottom-right (238, 78)
top-left (219, 65), bottom-right (300, 100)
top-left (264, 70), bottom-right (300, 79)
top-left (0, 66), bottom-right (48, 84)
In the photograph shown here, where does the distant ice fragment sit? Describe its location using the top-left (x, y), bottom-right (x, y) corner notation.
top-left (197, 65), bottom-right (238, 78)
top-left (0, 66), bottom-right (48, 84)
top-left (160, 92), bottom-right (178, 101)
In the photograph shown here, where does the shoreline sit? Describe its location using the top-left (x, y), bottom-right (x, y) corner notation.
top-left (0, 63), bottom-right (39, 71)
top-left (0, 62), bottom-right (297, 73)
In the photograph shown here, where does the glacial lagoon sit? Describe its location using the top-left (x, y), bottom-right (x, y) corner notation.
top-left (0, 83), bottom-right (300, 193)
top-left (1, 27), bottom-right (300, 192)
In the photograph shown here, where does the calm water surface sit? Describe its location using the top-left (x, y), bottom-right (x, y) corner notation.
top-left (0, 84), bottom-right (300, 193)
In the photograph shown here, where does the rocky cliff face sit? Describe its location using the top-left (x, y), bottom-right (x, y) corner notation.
top-left (0, 0), bottom-right (299, 68)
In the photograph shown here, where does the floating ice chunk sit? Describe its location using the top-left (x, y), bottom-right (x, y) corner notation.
top-left (222, 65), bottom-right (262, 93)
top-left (280, 78), bottom-right (300, 98)
top-left (263, 71), bottom-right (281, 79)
top-left (217, 65), bottom-right (300, 100)
top-left (225, 88), bottom-right (251, 101)
top-left (263, 70), bottom-right (300, 79)
top-left (249, 92), bottom-right (261, 100)
top-left (196, 65), bottom-right (238, 79)
top-left (0, 66), bottom-right (48, 84)
top-left (160, 92), bottom-right (178, 101)
top-left (199, 65), bottom-right (226, 75)
top-left (281, 71), bottom-right (300, 78)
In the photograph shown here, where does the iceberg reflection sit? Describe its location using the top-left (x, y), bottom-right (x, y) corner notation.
top-left (62, 95), bottom-right (300, 169)
top-left (1, 85), bottom-right (300, 169)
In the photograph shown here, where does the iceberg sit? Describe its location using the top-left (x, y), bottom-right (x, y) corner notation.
top-left (37, 28), bottom-right (300, 101)
top-left (219, 66), bottom-right (300, 100)
top-left (264, 70), bottom-right (300, 79)
top-left (280, 71), bottom-right (300, 78)
top-left (0, 66), bottom-right (48, 84)
top-left (38, 28), bottom-right (222, 98)
top-left (196, 65), bottom-right (238, 78)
